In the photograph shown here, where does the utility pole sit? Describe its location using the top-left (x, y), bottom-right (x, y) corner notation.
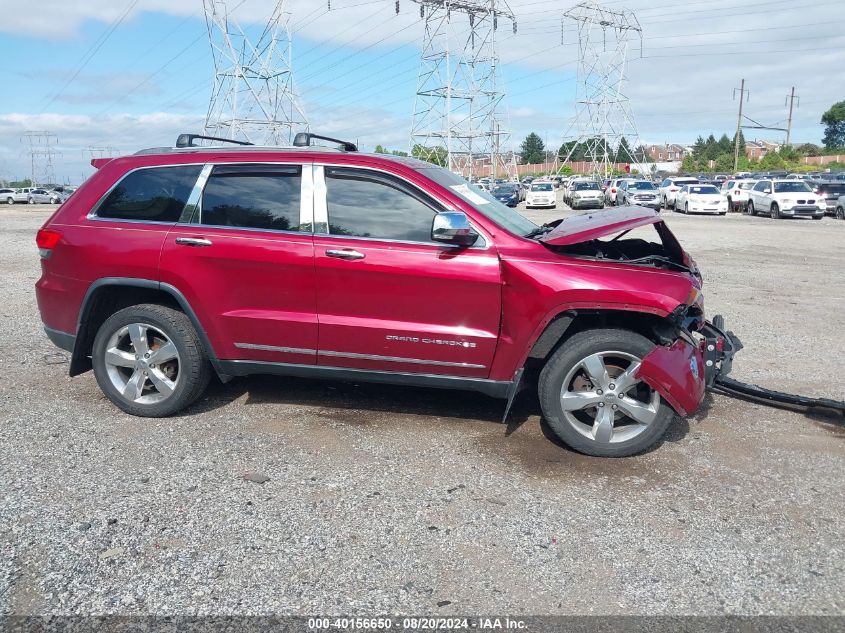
top-left (733, 79), bottom-right (749, 172)
top-left (785, 86), bottom-right (799, 146)
top-left (22, 131), bottom-right (60, 186)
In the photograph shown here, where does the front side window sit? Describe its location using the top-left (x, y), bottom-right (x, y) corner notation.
top-left (200, 164), bottom-right (302, 231)
top-left (325, 168), bottom-right (438, 242)
top-left (97, 165), bottom-right (202, 222)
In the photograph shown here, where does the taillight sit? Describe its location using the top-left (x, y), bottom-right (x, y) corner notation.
top-left (611, 187), bottom-right (616, 193)
top-left (36, 228), bottom-right (61, 259)
top-left (670, 187), bottom-right (678, 192)
top-left (734, 189), bottom-right (740, 195)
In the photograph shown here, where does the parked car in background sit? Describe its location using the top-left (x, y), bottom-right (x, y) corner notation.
top-left (746, 179), bottom-right (825, 219)
top-left (675, 184), bottom-right (728, 215)
top-left (27, 189), bottom-right (55, 204)
top-left (811, 180), bottom-right (845, 216)
top-left (835, 194), bottom-right (845, 219)
top-left (491, 184), bottom-right (521, 207)
top-left (618, 180), bottom-right (660, 209)
top-left (10, 187), bottom-right (35, 203)
top-left (1, 188), bottom-right (17, 204)
top-left (714, 174), bottom-right (728, 182)
top-left (659, 177), bottom-right (699, 210)
top-left (729, 180), bottom-right (757, 212)
top-left (568, 181), bottom-right (604, 210)
top-left (525, 181), bottom-right (556, 208)
top-left (720, 179), bottom-right (754, 212)
top-left (604, 178), bottom-right (636, 206)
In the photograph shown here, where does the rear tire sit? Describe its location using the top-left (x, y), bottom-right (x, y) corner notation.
top-left (538, 329), bottom-right (676, 457)
top-left (92, 304), bottom-right (212, 417)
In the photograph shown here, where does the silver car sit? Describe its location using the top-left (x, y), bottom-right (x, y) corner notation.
top-left (569, 181), bottom-right (604, 210)
top-left (835, 194), bottom-right (845, 220)
top-left (618, 180), bottom-right (660, 209)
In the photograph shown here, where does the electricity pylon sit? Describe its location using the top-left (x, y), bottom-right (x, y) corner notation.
top-left (203, 0), bottom-right (308, 145)
top-left (409, 0), bottom-right (517, 180)
top-left (558, 1), bottom-right (643, 179)
top-left (22, 131), bottom-right (60, 186)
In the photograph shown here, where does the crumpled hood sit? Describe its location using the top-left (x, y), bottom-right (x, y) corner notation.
top-left (538, 206), bottom-right (661, 246)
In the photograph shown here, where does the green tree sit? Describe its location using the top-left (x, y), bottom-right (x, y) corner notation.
top-left (411, 144), bottom-right (447, 167)
top-left (390, 149), bottom-right (409, 157)
top-left (703, 134), bottom-right (719, 161)
top-left (520, 132), bottom-right (545, 165)
top-left (9, 179), bottom-right (32, 188)
top-left (614, 136), bottom-right (633, 162)
top-left (717, 134), bottom-right (732, 155)
top-left (632, 144), bottom-right (650, 162)
top-left (821, 101), bottom-right (845, 148)
top-left (681, 154), bottom-right (696, 173)
top-left (779, 144), bottom-right (799, 161)
top-left (374, 144), bottom-right (387, 154)
top-left (796, 143), bottom-right (820, 156)
top-left (692, 136), bottom-right (706, 159)
top-left (714, 153), bottom-right (734, 172)
top-left (759, 150), bottom-right (786, 170)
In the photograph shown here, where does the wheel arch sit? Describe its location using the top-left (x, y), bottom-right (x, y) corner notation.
top-left (70, 278), bottom-right (219, 377)
top-left (525, 307), bottom-right (675, 369)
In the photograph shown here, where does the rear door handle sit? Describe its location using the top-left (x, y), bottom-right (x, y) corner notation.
top-left (175, 237), bottom-right (213, 247)
top-left (325, 248), bottom-right (365, 260)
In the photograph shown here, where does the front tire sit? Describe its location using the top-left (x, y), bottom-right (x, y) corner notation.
top-left (92, 304), bottom-right (211, 417)
top-left (538, 329), bottom-right (676, 457)
top-left (836, 206), bottom-right (844, 220)
top-left (771, 203), bottom-right (781, 219)
top-left (747, 200), bottom-right (755, 216)
top-left (5, 197), bottom-right (13, 204)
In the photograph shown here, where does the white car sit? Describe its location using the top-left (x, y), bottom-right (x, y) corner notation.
top-left (658, 177), bottom-right (700, 210)
top-left (0, 188), bottom-right (17, 204)
top-left (525, 181), bottom-right (556, 209)
top-left (746, 179), bottom-right (825, 219)
top-left (568, 181), bottom-right (604, 210)
top-left (720, 179), bottom-right (755, 212)
top-left (674, 184), bottom-right (728, 215)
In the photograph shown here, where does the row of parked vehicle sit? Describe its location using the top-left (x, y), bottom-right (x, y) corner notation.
top-left (0, 186), bottom-right (75, 205)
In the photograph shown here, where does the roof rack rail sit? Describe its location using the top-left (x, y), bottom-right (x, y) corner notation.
top-left (293, 132), bottom-right (357, 152)
top-left (175, 134), bottom-right (254, 148)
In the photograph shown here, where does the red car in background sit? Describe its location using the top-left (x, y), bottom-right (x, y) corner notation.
top-left (35, 133), bottom-right (738, 457)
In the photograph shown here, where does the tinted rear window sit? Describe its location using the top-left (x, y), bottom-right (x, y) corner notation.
top-left (201, 164), bottom-right (302, 231)
top-left (575, 182), bottom-right (600, 190)
top-left (96, 165), bottom-right (202, 222)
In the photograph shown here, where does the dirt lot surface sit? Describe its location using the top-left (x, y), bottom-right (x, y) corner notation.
top-left (1, 200), bottom-right (843, 616)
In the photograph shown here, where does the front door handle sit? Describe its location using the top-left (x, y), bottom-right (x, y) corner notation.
top-left (326, 249), bottom-right (365, 260)
top-left (175, 237), bottom-right (213, 247)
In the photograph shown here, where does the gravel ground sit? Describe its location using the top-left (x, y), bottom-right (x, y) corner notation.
top-left (1, 200), bottom-right (844, 617)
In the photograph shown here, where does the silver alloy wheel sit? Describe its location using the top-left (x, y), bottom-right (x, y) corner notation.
top-left (559, 350), bottom-right (660, 444)
top-left (103, 322), bottom-right (181, 404)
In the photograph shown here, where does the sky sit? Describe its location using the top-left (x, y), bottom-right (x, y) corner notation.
top-left (0, 0), bottom-right (842, 184)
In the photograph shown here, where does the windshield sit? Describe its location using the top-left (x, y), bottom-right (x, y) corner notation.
top-left (689, 185), bottom-right (720, 195)
top-left (492, 186), bottom-right (516, 195)
top-left (774, 182), bottom-right (812, 193)
top-left (628, 182), bottom-right (655, 191)
top-left (422, 167), bottom-right (537, 236)
top-left (531, 183), bottom-right (553, 192)
top-left (574, 182), bottom-right (600, 191)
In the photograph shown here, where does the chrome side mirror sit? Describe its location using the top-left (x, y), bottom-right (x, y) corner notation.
top-left (431, 212), bottom-right (479, 247)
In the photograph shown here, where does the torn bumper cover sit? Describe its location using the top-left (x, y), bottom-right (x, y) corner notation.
top-left (635, 315), bottom-right (740, 417)
top-left (638, 315), bottom-right (845, 416)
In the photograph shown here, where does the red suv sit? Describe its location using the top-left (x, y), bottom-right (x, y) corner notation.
top-left (35, 133), bottom-right (738, 457)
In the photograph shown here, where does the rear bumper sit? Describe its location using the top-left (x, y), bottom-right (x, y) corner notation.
top-left (44, 325), bottom-right (75, 353)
